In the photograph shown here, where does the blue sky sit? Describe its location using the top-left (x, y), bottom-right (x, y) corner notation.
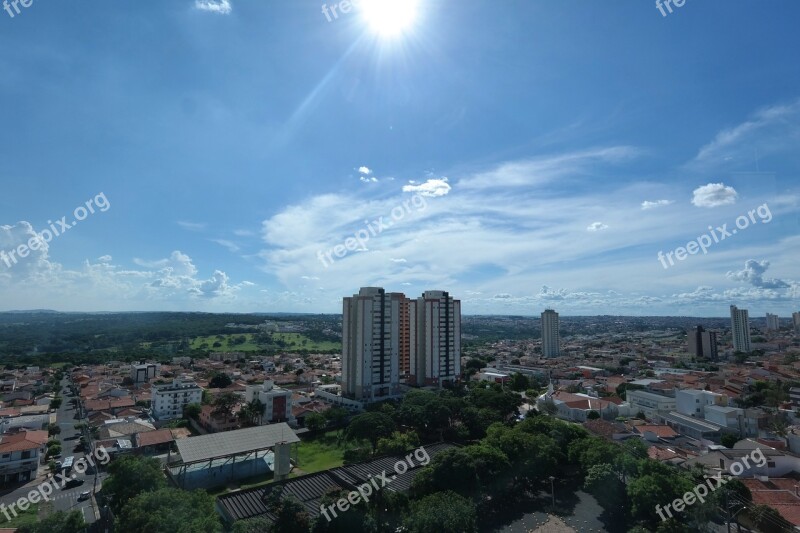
top-left (0, 0), bottom-right (798, 316)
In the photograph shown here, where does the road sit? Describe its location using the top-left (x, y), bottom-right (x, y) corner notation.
top-left (0, 377), bottom-right (105, 525)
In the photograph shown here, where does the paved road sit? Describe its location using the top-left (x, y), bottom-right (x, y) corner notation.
top-left (0, 377), bottom-right (104, 524)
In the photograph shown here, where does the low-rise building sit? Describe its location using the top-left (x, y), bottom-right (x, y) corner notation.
top-left (627, 389), bottom-right (677, 419)
top-left (0, 429), bottom-right (47, 485)
top-left (245, 381), bottom-right (294, 425)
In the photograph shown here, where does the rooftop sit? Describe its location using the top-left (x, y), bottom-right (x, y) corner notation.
top-left (176, 423), bottom-right (299, 464)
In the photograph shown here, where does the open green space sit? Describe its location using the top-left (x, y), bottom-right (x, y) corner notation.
top-left (0, 503), bottom-right (40, 528)
top-left (271, 332), bottom-right (340, 352)
top-left (295, 430), bottom-right (356, 473)
top-left (190, 333), bottom-right (261, 352)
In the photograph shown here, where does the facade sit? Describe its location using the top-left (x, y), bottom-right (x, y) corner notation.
top-left (794, 312), bottom-right (800, 333)
top-left (730, 305), bottom-right (752, 353)
top-left (688, 326), bottom-right (718, 360)
top-left (152, 377), bottom-right (203, 420)
top-left (341, 288), bottom-right (402, 402)
top-left (766, 313), bottom-right (780, 331)
top-left (130, 362), bottom-right (160, 384)
top-left (626, 389), bottom-right (677, 419)
top-left (0, 430), bottom-right (47, 485)
top-left (409, 290), bottom-right (462, 387)
top-left (245, 381), bottom-right (294, 424)
top-left (675, 389), bottom-right (726, 418)
top-left (198, 404), bottom-right (239, 433)
top-left (541, 309), bottom-right (560, 357)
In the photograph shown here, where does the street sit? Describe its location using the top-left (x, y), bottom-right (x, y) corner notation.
top-left (0, 376), bottom-right (106, 525)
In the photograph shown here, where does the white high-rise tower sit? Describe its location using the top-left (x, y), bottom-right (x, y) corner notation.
top-left (730, 305), bottom-right (752, 353)
top-left (541, 309), bottom-right (561, 357)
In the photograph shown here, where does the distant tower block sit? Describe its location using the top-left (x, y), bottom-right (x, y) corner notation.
top-left (273, 442), bottom-right (292, 481)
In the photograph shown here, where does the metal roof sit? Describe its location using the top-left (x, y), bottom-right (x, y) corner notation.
top-left (176, 423), bottom-right (299, 464)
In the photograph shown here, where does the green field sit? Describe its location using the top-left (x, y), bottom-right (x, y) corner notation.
top-left (296, 430), bottom-right (356, 473)
top-left (0, 503), bottom-right (40, 528)
top-left (190, 333), bottom-right (262, 352)
top-left (190, 332), bottom-right (340, 353)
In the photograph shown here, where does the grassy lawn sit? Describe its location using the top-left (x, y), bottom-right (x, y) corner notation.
top-left (296, 430), bottom-right (357, 473)
top-left (0, 503), bottom-right (39, 528)
top-left (190, 333), bottom-right (261, 352)
top-left (190, 332), bottom-right (341, 353)
top-left (272, 333), bottom-right (340, 352)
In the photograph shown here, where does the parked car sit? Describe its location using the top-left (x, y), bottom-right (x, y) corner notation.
top-left (78, 490), bottom-right (91, 501)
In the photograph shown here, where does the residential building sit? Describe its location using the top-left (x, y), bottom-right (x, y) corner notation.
top-left (130, 362), bottom-right (160, 384)
top-left (626, 389), bottom-right (677, 419)
top-left (409, 290), bottom-right (462, 387)
top-left (198, 404), bottom-right (239, 433)
top-left (152, 377), bottom-right (202, 420)
top-left (341, 287), bottom-right (403, 402)
top-left (704, 405), bottom-right (759, 437)
top-left (792, 387), bottom-right (800, 408)
top-left (688, 325), bottom-right (718, 360)
top-left (766, 313), bottom-right (780, 331)
top-left (730, 305), bottom-right (752, 353)
top-left (245, 381), bottom-right (295, 425)
top-left (0, 429), bottom-right (47, 485)
top-left (675, 389), bottom-right (726, 418)
top-left (793, 312), bottom-right (800, 333)
top-left (541, 309), bottom-right (561, 357)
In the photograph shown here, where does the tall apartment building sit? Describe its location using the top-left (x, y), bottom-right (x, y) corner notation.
top-left (409, 290), bottom-right (461, 387)
top-left (541, 309), bottom-right (560, 357)
top-left (130, 362), bottom-right (160, 384)
top-left (688, 325), bottom-right (718, 360)
top-left (341, 288), bottom-right (403, 402)
top-left (398, 297), bottom-right (411, 378)
top-left (794, 312), bottom-right (800, 334)
top-left (152, 377), bottom-right (203, 420)
top-left (766, 313), bottom-right (780, 331)
top-left (730, 305), bottom-right (752, 353)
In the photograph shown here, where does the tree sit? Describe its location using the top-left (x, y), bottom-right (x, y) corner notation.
top-left (750, 503), bottom-right (792, 533)
top-left (104, 456), bottom-right (167, 514)
top-left (47, 423), bottom-right (61, 436)
top-left (721, 433), bottom-right (739, 448)
top-left (376, 431), bottom-right (420, 456)
top-left (263, 492), bottom-right (312, 533)
top-left (212, 391), bottom-right (239, 416)
top-left (587, 410), bottom-right (600, 420)
top-left (116, 487), bottom-right (221, 533)
top-left (403, 491), bottom-right (477, 533)
top-left (345, 412), bottom-right (396, 453)
top-left (237, 399), bottom-right (264, 427)
top-left (305, 412), bottom-right (327, 432)
top-left (208, 372), bottom-right (232, 389)
top-left (322, 407), bottom-right (349, 427)
top-left (183, 403), bottom-right (202, 420)
top-left (17, 510), bottom-right (85, 533)
top-left (509, 373), bottom-right (529, 391)
top-left (49, 397), bottom-right (62, 410)
top-left (232, 517), bottom-right (273, 533)
top-left (46, 444), bottom-right (62, 458)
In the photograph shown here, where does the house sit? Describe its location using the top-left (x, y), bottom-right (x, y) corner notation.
top-left (135, 428), bottom-right (174, 455)
top-left (0, 429), bottom-right (48, 485)
top-left (198, 405), bottom-right (239, 433)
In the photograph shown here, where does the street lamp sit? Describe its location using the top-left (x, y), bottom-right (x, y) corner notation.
top-left (549, 476), bottom-right (556, 509)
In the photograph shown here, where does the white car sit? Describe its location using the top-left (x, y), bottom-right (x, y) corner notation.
top-left (78, 491), bottom-right (91, 501)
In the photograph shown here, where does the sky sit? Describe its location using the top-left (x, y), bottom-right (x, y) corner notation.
top-left (0, 0), bottom-right (798, 316)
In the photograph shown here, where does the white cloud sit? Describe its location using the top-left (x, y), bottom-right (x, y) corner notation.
top-left (97, 255), bottom-right (112, 262)
top-left (358, 166), bottom-right (372, 175)
top-left (402, 177), bottom-right (451, 197)
top-left (587, 222), bottom-right (608, 232)
top-left (177, 221), bottom-right (206, 231)
top-left (390, 258), bottom-right (407, 263)
top-left (726, 259), bottom-right (791, 289)
top-left (691, 183), bottom-right (738, 208)
top-left (194, 0), bottom-right (232, 14)
top-left (211, 239), bottom-right (240, 253)
top-left (641, 199), bottom-right (673, 210)
top-left (360, 176), bottom-right (378, 183)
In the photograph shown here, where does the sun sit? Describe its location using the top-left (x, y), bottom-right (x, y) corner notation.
top-left (361, 0), bottom-right (420, 38)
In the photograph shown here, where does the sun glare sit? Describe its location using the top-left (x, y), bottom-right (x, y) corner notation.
top-left (361, 0), bottom-right (420, 38)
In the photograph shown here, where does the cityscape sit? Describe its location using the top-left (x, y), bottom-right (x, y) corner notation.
top-left (1, 1), bottom-right (799, 533)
